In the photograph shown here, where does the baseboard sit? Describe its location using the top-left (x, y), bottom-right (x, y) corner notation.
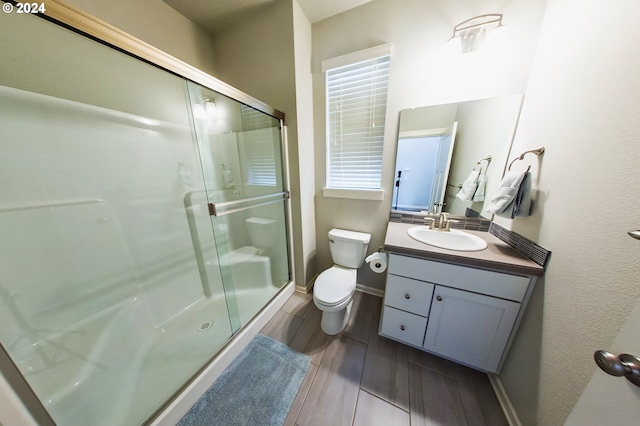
top-left (488, 373), bottom-right (522, 426)
top-left (296, 273), bottom-right (317, 294)
top-left (297, 276), bottom-right (384, 299)
top-left (356, 283), bottom-right (384, 298)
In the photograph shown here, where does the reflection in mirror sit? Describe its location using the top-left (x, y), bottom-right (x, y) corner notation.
top-left (392, 122), bottom-right (457, 213)
top-left (392, 95), bottom-right (524, 218)
top-left (187, 82), bottom-right (284, 205)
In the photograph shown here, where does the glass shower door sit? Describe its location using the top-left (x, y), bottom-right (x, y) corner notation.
top-left (0, 12), bottom-right (237, 426)
top-left (187, 82), bottom-right (290, 332)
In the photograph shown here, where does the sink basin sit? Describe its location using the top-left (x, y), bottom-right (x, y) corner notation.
top-left (406, 226), bottom-right (488, 251)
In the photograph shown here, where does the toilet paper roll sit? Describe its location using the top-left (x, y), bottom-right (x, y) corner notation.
top-left (365, 252), bottom-right (387, 273)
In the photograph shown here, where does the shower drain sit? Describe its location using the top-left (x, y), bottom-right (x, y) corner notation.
top-left (197, 320), bottom-right (213, 332)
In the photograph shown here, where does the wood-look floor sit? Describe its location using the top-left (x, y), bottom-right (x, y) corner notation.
top-left (259, 290), bottom-right (509, 426)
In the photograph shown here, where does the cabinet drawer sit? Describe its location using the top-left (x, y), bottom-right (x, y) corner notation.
top-left (388, 254), bottom-right (529, 302)
top-left (380, 306), bottom-right (428, 347)
top-left (385, 274), bottom-right (434, 316)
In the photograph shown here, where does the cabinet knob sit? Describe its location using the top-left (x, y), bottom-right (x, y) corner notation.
top-left (404, 293), bottom-right (410, 299)
top-left (436, 295), bottom-right (443, 301)
top-left (400, 325), bottom-right (405, 331)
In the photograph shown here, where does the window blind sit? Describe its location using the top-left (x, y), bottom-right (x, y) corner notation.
top-left (244, 129), bottom-right (277, 186)
top-left (242, 105), bottom-right (278, 186)
top-left (326, 54), bottom-right (390, 190)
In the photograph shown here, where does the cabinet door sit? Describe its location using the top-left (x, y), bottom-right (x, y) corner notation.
top-left (424, 286), bottom-right (520, 373)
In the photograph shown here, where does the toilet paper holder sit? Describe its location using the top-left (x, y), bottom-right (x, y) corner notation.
top-left (365, 250), bottom-right (388, 273)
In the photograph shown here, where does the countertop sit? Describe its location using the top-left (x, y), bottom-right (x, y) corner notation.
top-left (384, 221), bottom-right (545, 277)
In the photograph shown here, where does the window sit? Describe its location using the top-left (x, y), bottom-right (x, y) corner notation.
top-left (244, 129), bottom-right (277, 186)
top-left (324, 44), bottom-right (392, 193)
top-left (241, 105), bottom-right (278, 186)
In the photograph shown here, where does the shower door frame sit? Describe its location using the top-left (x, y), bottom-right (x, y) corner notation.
top-left (39, 1), bottom-right (285, 121)
top-left (0, 1), bottom-right (296, 425)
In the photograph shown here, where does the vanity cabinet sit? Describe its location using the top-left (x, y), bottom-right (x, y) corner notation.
top-left (380, 253), bottom-right (534, 373)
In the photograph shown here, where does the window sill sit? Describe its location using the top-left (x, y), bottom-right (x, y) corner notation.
top-left (322, 187), bottom-right (384, 201)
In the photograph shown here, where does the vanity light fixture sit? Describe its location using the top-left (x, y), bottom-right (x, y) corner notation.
top-left (445, 14), bottom-right (508, 54)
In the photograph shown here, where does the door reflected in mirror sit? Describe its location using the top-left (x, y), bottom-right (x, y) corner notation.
top-left (393, 123), bottom-right (457, 213)
top-left (392, 95), bottom-right (524, 218)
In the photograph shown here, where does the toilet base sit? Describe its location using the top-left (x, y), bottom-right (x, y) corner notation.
top-left (320, 300), bottom-right (353, 335)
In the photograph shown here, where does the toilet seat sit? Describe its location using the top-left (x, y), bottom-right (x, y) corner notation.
top-left (314, 266), bottom-right (356, 307)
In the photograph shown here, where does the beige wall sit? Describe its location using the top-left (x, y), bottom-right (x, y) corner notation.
top-left (61, 0), bottom-right (217, 75)
top-left (312, 0), bottom-right (548, 290)
top-left (292, 1), bottom-right (318, 284)
top-left (496, 0), bottom-right (640, 423)
top-left (211, 0), bottom-right (316, 289)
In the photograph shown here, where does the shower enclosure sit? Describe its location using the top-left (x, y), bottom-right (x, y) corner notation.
top-left (0, 7), bottom-right (291, 426)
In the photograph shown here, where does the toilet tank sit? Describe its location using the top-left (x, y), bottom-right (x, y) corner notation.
top-left (328, 228), bottom-right (371, 268)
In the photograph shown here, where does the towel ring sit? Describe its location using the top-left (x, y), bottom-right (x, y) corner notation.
top-left (508, 147), bottom-right (545, 171)
top-left (475, 155), bottom-right (492, 173)
top-left (477, 155), bottom-right (492, 164)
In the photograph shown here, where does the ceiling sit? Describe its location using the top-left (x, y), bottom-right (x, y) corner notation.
top-left (162, 0), bottom-right (373, 36)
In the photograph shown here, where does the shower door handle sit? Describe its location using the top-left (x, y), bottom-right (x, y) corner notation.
top-left (208, 191), bottom-right (289, 217)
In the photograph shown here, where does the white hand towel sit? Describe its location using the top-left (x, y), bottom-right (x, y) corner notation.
top-left (472, 173), bottom-right (486, 202)
top-left (456, 170), bottom-right (480, 201)
top-left (485, 170), bottom-right (528, 214)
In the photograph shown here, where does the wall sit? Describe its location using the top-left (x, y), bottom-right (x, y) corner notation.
top-left (564, 297), bottom-right (640, 424)
top-left (312, 0), bottom-right (548, 291)
top-left (495, 0), bottom-right (640, 423)
top-left (292, 1), bottom-right (318, 284)
top-left (211, 0), bottom-right (317, 289)
top-left (62, 0), bottom-right (217, 75)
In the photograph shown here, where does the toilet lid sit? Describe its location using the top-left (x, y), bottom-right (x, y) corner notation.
top-left (314, 267), bottom-right (356, 306)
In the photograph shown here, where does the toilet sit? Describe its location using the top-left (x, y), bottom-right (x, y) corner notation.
top-left (313, 228), bottom-right (371, 335)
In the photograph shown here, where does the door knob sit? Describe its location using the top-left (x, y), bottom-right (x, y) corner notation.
top-left (594, 350), bottom-right (640, 387)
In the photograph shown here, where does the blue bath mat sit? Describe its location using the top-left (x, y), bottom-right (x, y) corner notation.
top-left (178, 334), bottom-right (310, 426)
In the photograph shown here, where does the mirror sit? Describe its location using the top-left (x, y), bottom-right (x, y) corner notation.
top-left (392, 94), bottom-right (524, 218)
